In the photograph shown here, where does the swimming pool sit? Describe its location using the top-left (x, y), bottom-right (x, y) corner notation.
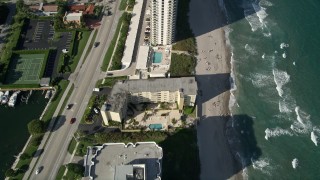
top-left (153, 52), bottom-right (163, 63)
top-left (149, 124), bottom-right (163, 130)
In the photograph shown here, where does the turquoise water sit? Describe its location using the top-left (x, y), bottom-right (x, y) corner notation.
top-left (0, 91), bottom-right (48, 179)
top-left (153, 52), bottom-right (163, 63)
top-left (221, 0), bottom-right (320, 178)
top-left (149, 124), bottom-right (162, 130)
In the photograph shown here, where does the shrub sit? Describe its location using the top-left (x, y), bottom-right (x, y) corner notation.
top-left (67, 163), bottom-right (85, 176)
top-left (5, 169), bottom-right (16, 177)
top-left (27, 119), bottom-right (45, 135)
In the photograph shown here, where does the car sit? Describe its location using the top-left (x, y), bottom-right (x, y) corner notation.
top-left (66, 104), bottom-right (73, 109)
top-left (70, 118), bottom-right (76, 124)
top-left (35, 166), bottom-right (43, 175)
top-left (107, 73), bottom-right (113, 76)
top-left (93, 108), bottom-right (99, 114)
top-left (94, 42), bottom-right (100, 48)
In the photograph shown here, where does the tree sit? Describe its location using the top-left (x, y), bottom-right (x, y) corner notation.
top-left (67, 163), bottom-right (84, 176)
top-left (5, 169), bottom-right (16, 177)
top-left (27, 119), bottom-right (45, 135)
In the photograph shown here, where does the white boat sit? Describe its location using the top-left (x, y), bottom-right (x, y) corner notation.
top-left (0, 91), bottom-right (3, 101)
top-left (8, 91), bottom-right (20, 107)
top-left (1, 91), bottom-right (9, 104)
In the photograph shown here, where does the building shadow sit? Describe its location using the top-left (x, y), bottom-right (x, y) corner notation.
top-left (175, 0), bottom-right (258, 45)
top-left (197, 114), bottom-right (261, 180)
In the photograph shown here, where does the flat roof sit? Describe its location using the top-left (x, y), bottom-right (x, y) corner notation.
top-left (121, 0), bottom-right (144, 69)
top-left (136, 46), bottom-right (150, 70)
top-left (85, 142), bottom-right (162, 180)
top-left (65, 12), bottom-right (82, 21)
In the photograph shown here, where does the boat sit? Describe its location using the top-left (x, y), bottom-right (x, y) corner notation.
top-left (0, 91), bottom-right (3, 101)
top-left (45, 90), bottom-right (52, 99)
top-left (1, 91), bottom-right (9, 104)
top-left (8, 91), bottom-right (20, 107)
top-left (292, 158), bottom-right (299, 169)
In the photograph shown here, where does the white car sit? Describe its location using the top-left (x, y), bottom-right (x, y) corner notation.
top-left (35, 166), bottom-right (43, 175)
top-left (94, 108), bottom-right (99, 114)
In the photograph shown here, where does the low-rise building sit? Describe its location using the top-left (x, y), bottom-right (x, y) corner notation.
top-left (84, 142), bottom-right (163, 180)
top-left (100, 77), bottom-right (197, 125)
top-left (63, 12), bottom-right (83, 24)
top-left (29, 3), bottom-right (58, 16)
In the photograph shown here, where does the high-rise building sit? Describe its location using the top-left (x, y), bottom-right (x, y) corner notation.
top-left (151, 0), bottom-right (178, 45)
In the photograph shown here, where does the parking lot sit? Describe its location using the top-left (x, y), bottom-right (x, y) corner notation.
top-left (18, 19), bottom-right (73, 77)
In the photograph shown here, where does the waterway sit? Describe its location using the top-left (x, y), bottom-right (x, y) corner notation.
top-left (0, 91), bottom-right (48, 179)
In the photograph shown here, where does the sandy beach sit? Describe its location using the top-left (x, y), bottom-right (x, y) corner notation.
top-left (189, 0), bottom-right (243, 179)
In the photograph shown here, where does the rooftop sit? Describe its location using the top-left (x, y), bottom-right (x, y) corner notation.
top-left (84, 142), bottom-right (162, 180)
top-left (136, 46), bottom-right (150, 70)
top-left (65, 12), bottom-right (83, 22)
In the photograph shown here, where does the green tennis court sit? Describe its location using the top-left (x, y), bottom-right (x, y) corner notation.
top-left (6, 53), bottom-right (46, 84)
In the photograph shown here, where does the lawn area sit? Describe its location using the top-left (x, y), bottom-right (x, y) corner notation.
top-left (172, 0), bottom-right (197, 55)
top-left (169, 53), bottom-right (196, 77)
top-left (56, 165), bottom-right (66, 180)
top-left (5, 52), bottom-right (48, 84)
top-left (95, 76), bottom-right (127, 88)
top-left (119, 0), bottom-right (127, 10)
top-left (101, 12), bottom-right (127, 71)
top-left (67, 138), bottom-right (77, 154)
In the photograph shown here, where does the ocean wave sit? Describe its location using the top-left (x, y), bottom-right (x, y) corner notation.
top-left (292, 158), bottom-right (299, 169)
top-left (243, 2), bottom-right (268, 32)
top-left (282, 52), bottom-right (287, 59)
top-left (294, 106), bottom-right (311, 125)
top-left (278, 100), bottom-right (292, 113)
top-left (272, 69), bottom-right (290, 97)
top-left (311, 131), bottom-right (318, 146)
top-left (245, 44), bottom-right (258, 55)
top-left (259, 0), bottom-right (273, 7)
top-left (265, 127), bottom-right (293, 140)
top-left (280, 43), bottom-right (289, 49)
top-left (249, 72), bottom-right (273, 88)
top-left (252, 158), bottom-right (273, 175)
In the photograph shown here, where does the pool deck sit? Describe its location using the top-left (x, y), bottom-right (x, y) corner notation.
top-left (150, 46), bottom-right (171, 75)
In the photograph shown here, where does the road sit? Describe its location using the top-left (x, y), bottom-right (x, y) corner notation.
top-left (25, 0), bottom-right (122, 179)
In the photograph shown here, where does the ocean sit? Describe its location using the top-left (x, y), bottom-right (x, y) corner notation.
top-left (221, 0), bottom-right (320, 179)
top-left (0, 91), bottom-right (48, 179)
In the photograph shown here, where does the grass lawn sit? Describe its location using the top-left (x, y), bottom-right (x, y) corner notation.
top-left (80, 94), bottom-right (97, 124)
top-left (101, 12), bottom-right (127, 71)
top-left (95, 76), bottom-right (127, 88)
top-left (119, 0), bottom-right (127, 10)
top-left (56, 165), bottom-right (66, 180)
top-left (67, 138), bottom-right (77, 154)
top-left (169, 53), bottom-right (196, 77)
top-left (83, 30), bottom-right (98, 64)
top-left (172, 0), bottom-right (197, 55)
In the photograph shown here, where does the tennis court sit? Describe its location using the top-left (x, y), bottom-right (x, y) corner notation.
top-left (6, 53), bottom-right (46, 84)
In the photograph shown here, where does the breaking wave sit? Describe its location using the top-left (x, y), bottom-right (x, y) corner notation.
top-left (249, 72), bottom-right (273, 88)
top-left (245, 44), bottom-right (258, 55)
top-left (265, 127), bottom-right (293, 140)
top-left (251, 158), bottom-right (273, 175)
top-left (272, 69), bottom-right (290, 97)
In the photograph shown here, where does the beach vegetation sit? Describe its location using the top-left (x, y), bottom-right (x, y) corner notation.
top-left (5, 168), bottom-right (16, 177)
top-left (27, 119), bottom-right (45, 135)
top-left (66, 163), bottom-right (85, 177)
top-left (169, 53), bottom-right (196, 77)
top-left (172, 0), bottom-right (197, 55)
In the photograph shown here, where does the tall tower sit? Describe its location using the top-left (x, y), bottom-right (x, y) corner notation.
top-left (151, 0), bottom-right (178, 46)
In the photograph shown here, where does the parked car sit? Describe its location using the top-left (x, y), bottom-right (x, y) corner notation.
top-left (70, 118), bottom-right (76, 124)
top-left (94, 108), bottom-right (99, 114)
top-left (66, 104), bottom-right (73, 110)
top-left (35, 166), bottom-right (43, 175)
top-left (94, 42), bottom-right (100, 48)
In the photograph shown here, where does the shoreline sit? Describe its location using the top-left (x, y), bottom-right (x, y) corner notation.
top-left (189, 0), bottom-right (243, 179)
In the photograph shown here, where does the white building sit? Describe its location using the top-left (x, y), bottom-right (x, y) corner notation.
top-left (100, 77), bottom-right (197, 125)
top-left (151, 0), bottom-right (178, 45)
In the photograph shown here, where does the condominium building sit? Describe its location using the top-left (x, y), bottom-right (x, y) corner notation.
top-left (151, 0), bottom-right (178, 45)
top-left (100, 77), bottom-right (197, 124)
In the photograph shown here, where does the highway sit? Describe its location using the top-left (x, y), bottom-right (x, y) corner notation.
top-left (25, 0), bottom-right (122, 179)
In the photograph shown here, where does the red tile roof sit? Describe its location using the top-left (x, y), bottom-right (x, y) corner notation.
top-left (69, 5), bottom-right (86, 12)
top-left (42, 5), bottom-right (58, 12)
top-left (85, 4), bottom-right (95, 15)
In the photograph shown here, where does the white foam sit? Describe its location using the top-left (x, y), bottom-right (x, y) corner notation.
top-left (259, 0), bottom-right (273, 7)
top-left (282, 52), bottom-right (287, 58)
top-left (272, 69), bottom-right (290, 97)
top-left (295, 106), bottom-right (311, 125)
top-left (251, 158), bottom-right (273, 175)
top-left (280, 43), bottom-right (289, 49)
top-left (311, 131), bottom-right (318, 146)
top-left (243, 2), bottom-right (268, 32)
top-left (293, 61), bottom-right (296, 66)
top-left (262, 53), bottom-right (265, 59)
top-left (263, 32), bottom-right (272, 37)
top-left (245, 44), bottom-right (258, 55)
top-left (278, 100), bottom-right (292, 113)
top-left (265, 127), bottom-right (293, 140)
top-left (292, 158), bottom-right (299, 169)
top-left (250, 73), bottom-right (273, 88)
